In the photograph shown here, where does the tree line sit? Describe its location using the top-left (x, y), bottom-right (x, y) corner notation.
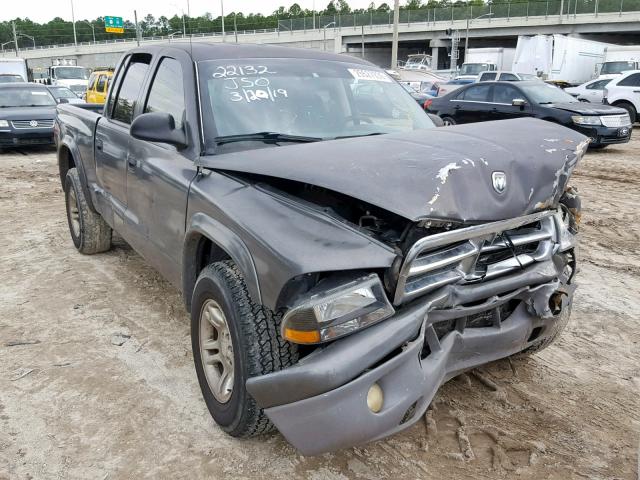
top-left (0, 0), bottom-right (516, 49)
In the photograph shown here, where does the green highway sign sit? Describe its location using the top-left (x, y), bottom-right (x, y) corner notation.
top-left (104, 16), bottom-right (124, 34)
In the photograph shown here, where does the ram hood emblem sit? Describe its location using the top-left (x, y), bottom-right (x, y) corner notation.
top-left (492, 171), bottom-right (507, 194)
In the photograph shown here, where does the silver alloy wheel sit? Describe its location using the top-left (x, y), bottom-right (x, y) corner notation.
top-left (199, 299), bottom-right (235, 403)
top-left (442, 117), bottom-right (454, 126)
top-left (67, 187), bottom-right (80, 238)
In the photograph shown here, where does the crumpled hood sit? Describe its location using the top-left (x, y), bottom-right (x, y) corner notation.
top-left (549, 102), bottom-right (627, 116)
top-left (198, 118), bottom-right (589, 223)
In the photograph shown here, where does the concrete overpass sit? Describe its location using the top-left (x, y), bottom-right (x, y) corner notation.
top-left (4, 7), bottom-right (640, 70)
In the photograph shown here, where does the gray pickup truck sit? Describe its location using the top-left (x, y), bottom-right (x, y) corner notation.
top-left (55, 43), bottom-right (586, 455)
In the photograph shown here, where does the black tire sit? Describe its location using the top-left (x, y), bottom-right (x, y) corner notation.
top-left (589, 144), bottom-right (607, 150)
top-left (191, 261), bottom-right (298, 437)
top-left (441, 116), bottom-right (457, 126)
top-left (614, 102), bottom-right (637, 124)
top-left (64, 168), bottom-right (112, 254)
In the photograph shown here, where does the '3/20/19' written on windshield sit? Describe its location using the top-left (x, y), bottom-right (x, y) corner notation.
top-left (224, 77), bottom-right (288, 103)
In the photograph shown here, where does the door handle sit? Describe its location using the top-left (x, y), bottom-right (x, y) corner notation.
top-left (127, 154), bottom-right (137, 170)
top-left (96, 139), bottom-right (103, 151)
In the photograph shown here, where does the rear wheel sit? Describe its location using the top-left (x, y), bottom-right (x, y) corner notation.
top-left (614, 101), bottom-right (637, 124)
top-left (191, 261), bottom-right (297, 436)
top-left (64, 168), bottom-right (112, 254)
top-left (441, 116), bottom-right (457, 126)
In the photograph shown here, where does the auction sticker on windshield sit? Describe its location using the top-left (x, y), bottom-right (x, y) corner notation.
top-left (348, 68), bottom-right (392, 83)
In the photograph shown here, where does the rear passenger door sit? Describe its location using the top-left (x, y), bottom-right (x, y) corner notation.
top-left (125, 53), bottom-right (199, 286)
top-left (94, 53), bottom-right (151, 234)
top-left (453, 84), bottom-right (493, 123)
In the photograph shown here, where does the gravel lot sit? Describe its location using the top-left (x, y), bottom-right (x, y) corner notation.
top-left (0, 135), bottom-right (638, 480)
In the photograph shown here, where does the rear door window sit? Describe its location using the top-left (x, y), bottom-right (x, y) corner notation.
top-left (617, 73), bottom-right (640, 87)
top-left (480, 72), bottom-right (497, 81)
top-left (459, 84), bottom-right (491, 102)
top-left (112, 55), bottom-right (151, 124)
top-left (88, 74), bottom-right (97, 91)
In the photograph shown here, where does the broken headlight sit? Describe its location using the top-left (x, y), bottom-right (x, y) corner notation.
top-left (281, 274), bottom-right (395, 344)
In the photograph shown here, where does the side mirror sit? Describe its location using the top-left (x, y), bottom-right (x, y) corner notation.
top-left (512, 98), bottom-right (526, 108)
top-left (428, 113), bottom-right (445, 127)
top-left (130, 112), bottom-right (187, 148)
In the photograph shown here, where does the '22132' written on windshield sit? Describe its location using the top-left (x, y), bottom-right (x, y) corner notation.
top-left (213, 65), bottom-right (289, 104)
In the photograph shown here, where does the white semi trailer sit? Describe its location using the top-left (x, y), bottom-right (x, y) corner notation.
top-left (513, 35), bottom-right (613, 85)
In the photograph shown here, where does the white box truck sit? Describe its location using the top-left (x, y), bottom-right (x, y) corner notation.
top-left (457, 48), bottom-right (516, 80)
top-left (598, 45), bottom-right (640, 78)
top-left (0, 58), bottom-right (30, 82)
top-left (513, 35), bottom-right (612, 85)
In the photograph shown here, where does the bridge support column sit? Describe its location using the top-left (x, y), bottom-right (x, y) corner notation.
top-left (431, 47), bottom-right (439, 70)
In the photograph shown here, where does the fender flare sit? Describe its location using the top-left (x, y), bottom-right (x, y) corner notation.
top-left (58, 137), bottom-right (97, 213)
top-left (183, 212), bottom-right (262, 311)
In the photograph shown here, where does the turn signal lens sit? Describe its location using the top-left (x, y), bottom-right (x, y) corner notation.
top-left (283, 328), bottom-right (320, 344)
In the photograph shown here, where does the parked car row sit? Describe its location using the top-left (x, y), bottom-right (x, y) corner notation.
top-left (425, 80), bottom-right (632, 148)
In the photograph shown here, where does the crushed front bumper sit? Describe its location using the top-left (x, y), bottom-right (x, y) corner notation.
top-left (247, 259), bottom-right (576, 455)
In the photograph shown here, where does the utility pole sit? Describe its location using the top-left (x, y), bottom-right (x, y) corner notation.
top-left (134, 10), bottom-right (140, 46)
top-left (221, 0), bottom-right (225, 41)
top-left (390, 0), bottom-right (400, 69)
top-left (12, 21), bottom-right (19, 56)
top-left (361, 25), bottom-right (365, 59)
top-left (70, 0), bottom-right (78, 46)
top-left (234, 13), bottom-right (238, 43)
top-left (313, 0), bottom-right (316, 30)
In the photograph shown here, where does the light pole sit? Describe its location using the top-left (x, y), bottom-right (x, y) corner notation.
top-left (168, 31), bottom-right (183, 42)
top-left (323, 21), bottom-right (335, 51)
top-left (80, 21), bottom-right (96, 43)
top-left (170, 3), bottom-right (187, 36)
top-left (221, 0), bottom-right (225, 40)
top-left (17, 33), bottom-right (35, 48)
top-left (391, 0), bottom-right (400, 69)
top-left (70, 0), bottom-right (78, 46)
top-left (1, 41), bottom-right (14, 55)
top-left (464, 12), bottom-right (493, 62)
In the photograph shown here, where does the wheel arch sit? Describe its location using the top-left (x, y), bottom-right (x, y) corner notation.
top-left (58, 140), bottom-right (97, 213)
top-left (183, 213), bottom-right (262, 313)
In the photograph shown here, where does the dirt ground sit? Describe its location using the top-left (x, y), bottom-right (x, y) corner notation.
top-left (0, 133), bottom-right (638, 480)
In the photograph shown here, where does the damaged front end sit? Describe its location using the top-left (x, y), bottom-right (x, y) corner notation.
top-left (246, 198), bottom-right (581, 455)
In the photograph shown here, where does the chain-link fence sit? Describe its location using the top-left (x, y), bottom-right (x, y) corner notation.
top-left (279, 0), bottom-right (640, 32)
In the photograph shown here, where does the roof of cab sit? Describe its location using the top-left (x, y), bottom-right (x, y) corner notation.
top-left (0, 82), bottom-right (47, 89)
top-left (129, 42), bottom-right (374, 65)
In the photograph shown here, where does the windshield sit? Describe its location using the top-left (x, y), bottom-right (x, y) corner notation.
top-left (519, 73), bottom-right (540, 81)
top-left (520, 83), bottom-right (578, 104)
top-left (49, 87), bottom-right (77, 99)
top-left (0, 75), bottom-right (24, 83)
top-left (0, 88), bottom-right (56, 107)
top-left (600, 61), bottom-right (636, 75)
top-left (54, 67), bottom-right (89, 80)
top-left (459, 63), bottom-right (491, 76)
top-left (198, 58), bottom-right (434, 152)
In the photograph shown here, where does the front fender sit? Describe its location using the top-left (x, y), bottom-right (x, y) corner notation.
top-left (183, 212), bottom-right (262, 311)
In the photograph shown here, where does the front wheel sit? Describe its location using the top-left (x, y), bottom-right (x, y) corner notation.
top-left (441, 115), bottom-right (457, 126)
top-left (615, 102), bottom-right (637, 124)
top-left (191, 261), bottom-right (297, 437)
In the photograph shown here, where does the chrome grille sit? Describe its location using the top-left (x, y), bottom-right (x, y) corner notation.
top-left (394, 210), bottom-right (559, 305)
top-left (11, 119), bottom-right (54, 129)
top-left (600, 114), bottom-right (631, 128)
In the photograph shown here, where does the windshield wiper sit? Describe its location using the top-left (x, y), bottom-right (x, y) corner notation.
top-left (214, 132), bottom-right (322, 146)
top-left (333, 132), bottom-right (386, 140)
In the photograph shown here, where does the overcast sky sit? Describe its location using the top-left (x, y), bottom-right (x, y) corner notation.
top-left (1, 0), bottom-right (387, 23)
